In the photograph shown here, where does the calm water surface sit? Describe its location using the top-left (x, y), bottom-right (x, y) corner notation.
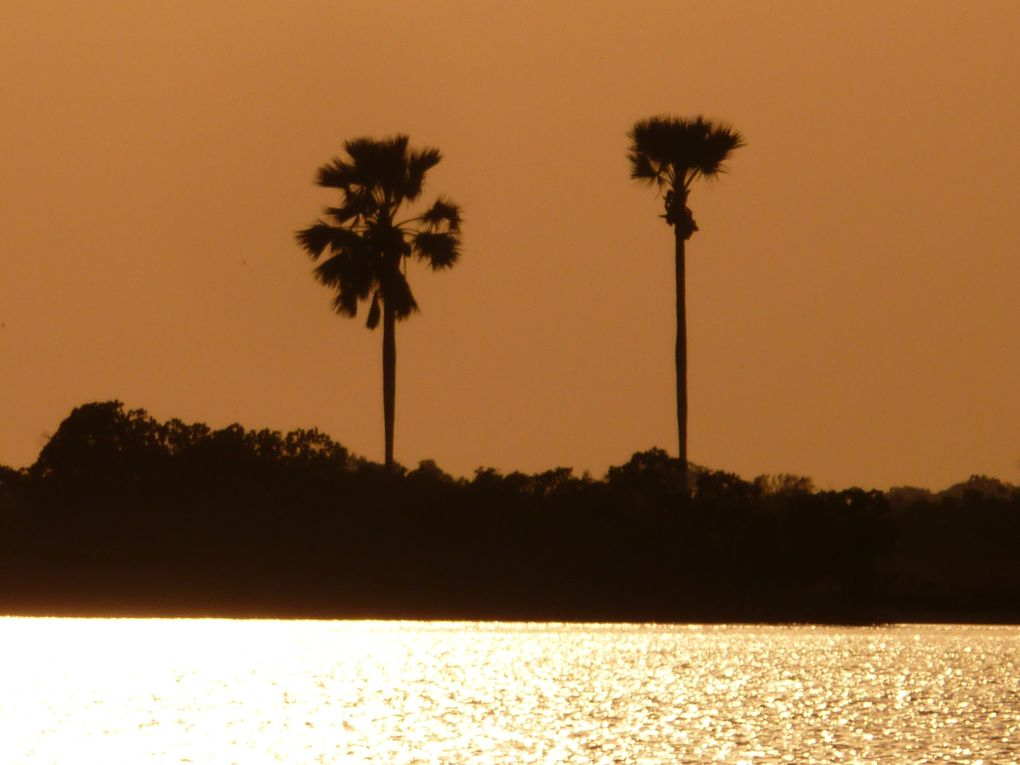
top-left (0, 619), bottom-right (1017, 764)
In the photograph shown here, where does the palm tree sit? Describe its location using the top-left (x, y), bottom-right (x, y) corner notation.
top-left (296, 135), bottom-right (461, 469)
top-left (627, 115), bottom-right (744, 492)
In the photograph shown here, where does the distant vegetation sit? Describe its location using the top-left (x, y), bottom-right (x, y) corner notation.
top-left (1, 402), bottom-right (1018, 623)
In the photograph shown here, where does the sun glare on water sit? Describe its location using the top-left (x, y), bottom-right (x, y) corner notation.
top-left (0, 618), bottom-right (1016, 763)
top-left (0, 618), bottom-right (402, 764)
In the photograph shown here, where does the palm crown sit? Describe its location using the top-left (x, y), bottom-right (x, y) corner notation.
top-left (628, 116), bottom-right (744, 232)
top-left (295, 135), bottom-right (462, 327)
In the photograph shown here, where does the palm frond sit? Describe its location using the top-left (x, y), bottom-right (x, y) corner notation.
top-left (378, 266), bottom-right (419, 319)
top-left (314, 247), bottom-right (375, 299)
top-left (326, 192), bottom-right (376, 225)
top-left (343, 135), bottom-right (411, 200)
top-left (697, 126), bottom-right (745, 177)
top-left (627, 150), bottom-right (660, 185)
top-left (330, 289), bottom-right (359, 317)
top-left (316, 159), bottom-right (354, 189)
top-left (295, 221), bottom-right (338, 259)
top-left (413, 231), bottom-right (461, 270)
top-left (420, 196), bottom-right (462, 231)
top-left (296, 223), bottom-right (364, 261)
top-left (404, 147), bottom-right (442, 202)
top-left (629, 115), bottom-right (689, 168)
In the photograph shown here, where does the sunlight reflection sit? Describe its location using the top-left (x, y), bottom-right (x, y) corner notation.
top-left (0, 619), bottom-right (1016, 763)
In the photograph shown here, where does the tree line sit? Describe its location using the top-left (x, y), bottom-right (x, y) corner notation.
top-left (2, 401), bottom-right (1017, 622)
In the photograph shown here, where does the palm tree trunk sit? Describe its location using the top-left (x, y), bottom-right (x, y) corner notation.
top-left (382, 304), bottom-right (396, 469)
top-left (675, 227), bottom-right (689, 495)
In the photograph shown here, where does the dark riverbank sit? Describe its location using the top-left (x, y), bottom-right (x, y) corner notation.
top-left (2, 402), bottom-right (1018, 623)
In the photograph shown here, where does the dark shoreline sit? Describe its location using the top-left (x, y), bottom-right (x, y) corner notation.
top-left (3, 402), bottom-right (1018, 626)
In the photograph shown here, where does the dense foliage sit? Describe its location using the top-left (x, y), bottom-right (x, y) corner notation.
top-left (1, 402), bottom-right (1017, 622)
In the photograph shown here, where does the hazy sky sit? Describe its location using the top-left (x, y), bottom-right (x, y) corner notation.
top-left (2, 1), bottom-right (1018, 490)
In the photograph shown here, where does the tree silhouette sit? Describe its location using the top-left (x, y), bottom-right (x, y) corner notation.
top-left (296, 136), bottom-right (462, 468)
top-left (628, 115), bottom-right (744, 494)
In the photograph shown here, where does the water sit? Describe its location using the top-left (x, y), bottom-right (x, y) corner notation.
top-left (0, 619), bottom-right (1016, 764)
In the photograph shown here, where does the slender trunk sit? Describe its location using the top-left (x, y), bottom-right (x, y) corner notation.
top-left (382, 304), bottom-right (396, 469)
top-left (675, 227), bottom-right (689, 496)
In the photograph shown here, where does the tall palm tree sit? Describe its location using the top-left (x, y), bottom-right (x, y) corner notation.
top-left (296, 135), bottom-right (461, 469)
top-left (628, 115), bottom-right (743, 492)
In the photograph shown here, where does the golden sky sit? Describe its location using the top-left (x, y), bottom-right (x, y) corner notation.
top-left (2, 1), bottom-right (1018, 490)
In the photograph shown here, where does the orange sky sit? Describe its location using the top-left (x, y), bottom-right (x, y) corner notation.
top-left (2, 1), bottom-right (1018, 490)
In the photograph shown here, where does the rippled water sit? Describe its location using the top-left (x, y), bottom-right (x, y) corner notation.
top-left (0, 619), bottom-right (1017, 763)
